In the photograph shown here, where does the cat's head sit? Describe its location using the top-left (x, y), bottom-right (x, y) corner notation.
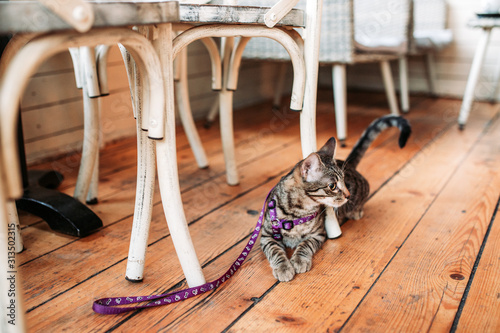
top-left (299, 137), bottom-right (350, 208)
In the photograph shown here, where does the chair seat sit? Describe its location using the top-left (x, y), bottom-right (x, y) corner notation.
top-left (179, 4), bottom-right (304, 27)
top-left (413, 29), bottom-right (453, 51)
top-left (0, 1), bottom-right (179, 33)
top-left (354, 36), bottom-right (407, 54)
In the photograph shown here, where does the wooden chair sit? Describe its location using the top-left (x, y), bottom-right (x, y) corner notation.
top-left (239, 0), bottom-right (411, 145)
top-left (0, 3), bottom-right (183, 331)
top-left (125, 0), bottom-right (324, 282)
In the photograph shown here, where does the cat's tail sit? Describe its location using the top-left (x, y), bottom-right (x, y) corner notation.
top-left (345, 115), bottom-right (411, 169)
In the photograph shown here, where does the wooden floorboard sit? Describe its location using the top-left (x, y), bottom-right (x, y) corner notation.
top-left (16, 91), bottom-right (500, 332)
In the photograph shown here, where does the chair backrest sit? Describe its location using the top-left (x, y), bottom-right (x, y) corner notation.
top-left (413, 0), bottom-right (447, 32)
top-left (241, 0), bottom-right (411, 63)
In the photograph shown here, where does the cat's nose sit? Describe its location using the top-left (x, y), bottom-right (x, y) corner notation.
top-left (344, 189), bottom-right (351, 200)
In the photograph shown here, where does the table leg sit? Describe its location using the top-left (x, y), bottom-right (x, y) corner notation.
top-left (458, 28), bottom-right (492, 129)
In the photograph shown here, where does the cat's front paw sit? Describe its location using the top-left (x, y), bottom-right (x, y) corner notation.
top-left (272, 261), bottom-right (295, 282)
top-left (290, 255), bottom-right (312, 274)
top-left (347, 209), bottom-right (364, 220)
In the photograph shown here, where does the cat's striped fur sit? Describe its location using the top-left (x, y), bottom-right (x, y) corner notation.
top-left (261, 115), bottom-right (411, 282)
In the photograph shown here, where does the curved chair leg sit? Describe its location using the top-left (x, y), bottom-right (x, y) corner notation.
top-left (175, 48), bottom-right (209, 169)
top-left (380, 60), bottom-right (400, 116)
top-left (173, 25), bottom-right (305, 186)
top-left (399, 56), bottom-right (410, 113)
top-left (332, 64), bottom-right (347, 145)
top-left (73, 46), bottom-right (100, 203)
top-left (96, 44), bottom-right (111, 96)
top-left (154, 24), bottom-right (206, 287)
top-left (125, 106), bottom-right (155, 282)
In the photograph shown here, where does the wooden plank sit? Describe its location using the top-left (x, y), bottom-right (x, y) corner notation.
top-left (455, 213), bottom-right (500, 329)
top-left (341, 109), bottom-right (500, 332)
top-left (222, 104), bottom-right (498, 332)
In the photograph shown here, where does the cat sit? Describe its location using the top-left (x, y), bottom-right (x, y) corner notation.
top-left (260, 115), bottom-right (411, 282)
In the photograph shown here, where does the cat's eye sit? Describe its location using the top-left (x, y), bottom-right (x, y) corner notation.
top-left (328, 183), bottom-right (337, 191)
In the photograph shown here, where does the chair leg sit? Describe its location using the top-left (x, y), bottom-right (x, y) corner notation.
top-left (220, 37), bottom-right (239, 186)
top-left (324, 206), bottom-right (342, 239)
top-left (125, 112), bottom-right (155, 282)
top-left (424, 53), bottom-right (438, 96)
top-left (332, 64), bottom-right (347, 145)
top-left (204, 98), bottom-right (219, 129)
top-left (272, 62), bottom-right (289, 111)
top-left (399, 56), bottom-right (410, 113)
top-left (488, 53), bottom-right (500, 103)
top-left (155, 23), bottom-right (205, 287)
top-left (458, 28), bottom-right (492, 129)
top-left (175, 48), bottom-right (209, 169)
top-left (380, 60), bottom-right (400, 116)
top-left (73, 46), bottom-right (100, 203)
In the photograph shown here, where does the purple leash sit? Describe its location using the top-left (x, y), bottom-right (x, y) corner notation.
top-left (92, 189), bottom-right (318, 315)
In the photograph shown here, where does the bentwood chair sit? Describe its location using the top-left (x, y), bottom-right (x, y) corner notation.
top-left (0, 3), bottom-right (183, 331)
top-left (124, 0), bottom-right (318, 284)
top-left (240, 0), bottom-right (411, 145)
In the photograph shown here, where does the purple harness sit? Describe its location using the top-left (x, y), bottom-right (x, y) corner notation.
top-left (92, 190), bottom-right (318, 315)
top-left (267, 198), bottom-right (318, 240)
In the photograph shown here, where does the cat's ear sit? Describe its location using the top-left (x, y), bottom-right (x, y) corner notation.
top-left (318, 137), bottom-right (337, 158)
top-left (301, 153), bottom-right (323, 182)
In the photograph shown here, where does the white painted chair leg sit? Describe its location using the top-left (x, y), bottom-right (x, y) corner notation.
top-left (96, 45), bottom-right (111, 96)
top-left (424, 52), bottom-right (438, 96)
top-left (272, 62), bottom-right (289, 110)
top-left (489, 53), bottom-right (500, 103)
top-left (399, 56), bottom-right (410, 113)
top-left (6, 202), bottom-right (23, 253)
top-left (380, 60), bottom-right (400, 116)
top-left (458, 28), bottom-right (492, 129)
top-left (204, 98), bottom-right (219, 128)
top-left (73, 46), bottom-right (100, 203)
top-left (125, 110), bottom-right (155, 282)
top-left (324, 206), bottom-right (342, 239)
top-left (86, 128), bottom-right (100, 205)
top-left (300, 0), bottom-right (322, 156)
top-left (154, 24), bottom-right (206, 287)
top-left (332, 64), bottom-right (347, 144)
top-left (175, 48), bottom-right (209, 169)
top-left (219, 37), bottom-right (240, 186)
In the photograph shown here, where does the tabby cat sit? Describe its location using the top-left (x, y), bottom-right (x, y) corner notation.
top-left (261, 115), bottom-right (411, 282)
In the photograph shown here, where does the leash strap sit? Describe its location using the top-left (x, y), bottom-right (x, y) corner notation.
top-left (93, 190), bottom-right (272, 315)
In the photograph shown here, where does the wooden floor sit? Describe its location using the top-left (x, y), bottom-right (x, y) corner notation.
top-left (18, 90), bottom-right (500, 332)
